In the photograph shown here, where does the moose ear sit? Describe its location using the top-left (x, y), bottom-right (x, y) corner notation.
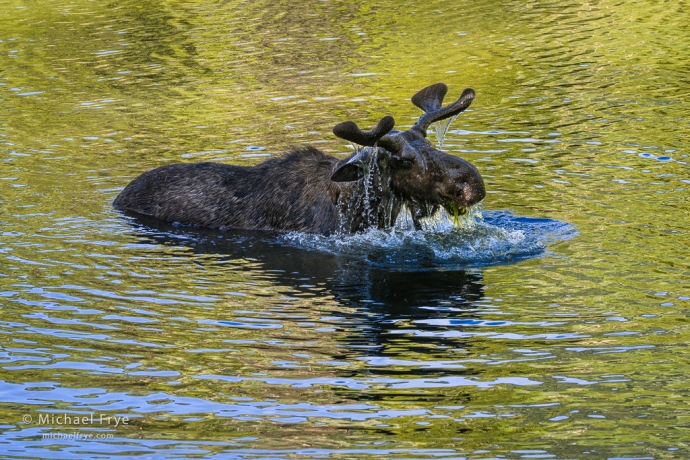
top-left (331, 161), bottom-right (364, 182)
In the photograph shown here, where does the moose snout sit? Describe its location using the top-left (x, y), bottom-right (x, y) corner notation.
top-left (461, 176), bottom-right (486, 206)
top-left (439, 159), bottom-right (486, 208)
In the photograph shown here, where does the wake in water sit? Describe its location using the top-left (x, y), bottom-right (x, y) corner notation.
top-left (282, 203), bottom-right (576, 270)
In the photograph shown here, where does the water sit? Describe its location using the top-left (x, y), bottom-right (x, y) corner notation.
top-left (285, 207), bottom-right (575, 269)
top-left (1, 0), bottom-right (690, 458)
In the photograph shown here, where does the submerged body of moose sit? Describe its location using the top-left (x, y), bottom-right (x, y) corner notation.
top-left (113, 83), bottom-right (486, 235)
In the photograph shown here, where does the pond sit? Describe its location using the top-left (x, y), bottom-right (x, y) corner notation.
top-left (1, 0), bottom-right (689, 458)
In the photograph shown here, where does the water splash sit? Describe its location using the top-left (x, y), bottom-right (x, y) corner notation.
top-left (283, 205), bottom-right (576, 270)
top-left (323, 146), bottom-right (574, 269)
top-left (419, 203), bottom-right (483, 233)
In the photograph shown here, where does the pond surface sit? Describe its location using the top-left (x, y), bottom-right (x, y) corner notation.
top-left (1, 0), bottom-right (689, 458)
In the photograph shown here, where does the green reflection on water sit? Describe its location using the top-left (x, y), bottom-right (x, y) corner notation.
top-left (1, 0), bottom-right (690, 457)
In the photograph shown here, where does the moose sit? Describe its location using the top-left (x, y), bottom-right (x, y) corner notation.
top-left (113, 83), bottom-right (486, 235)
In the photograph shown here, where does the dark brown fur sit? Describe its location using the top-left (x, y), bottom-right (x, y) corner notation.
top-left (114, 147), bottom-right (343, 235)
top-left (113, 140), bottom-right (485, 236)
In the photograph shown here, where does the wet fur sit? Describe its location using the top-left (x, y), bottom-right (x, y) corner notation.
top-left (114, 147), bottom-right (343, 235)
top-left (114, 143), bottom-right (484, 235)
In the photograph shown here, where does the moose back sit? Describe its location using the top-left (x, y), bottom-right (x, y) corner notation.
top-left (113, 83), bottom-right (486, 235)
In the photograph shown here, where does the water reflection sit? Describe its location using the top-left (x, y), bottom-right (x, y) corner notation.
top-left (125, 214), bottom-right (485, 355)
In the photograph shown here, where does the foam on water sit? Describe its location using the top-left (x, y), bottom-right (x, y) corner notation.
top-left (282, 204), bottom-right (576, 270)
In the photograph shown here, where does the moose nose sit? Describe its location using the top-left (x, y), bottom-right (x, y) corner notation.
top-left (447, 160), bottom-right (485, 206)
top-left (463, 177), bottom-right (486, 205)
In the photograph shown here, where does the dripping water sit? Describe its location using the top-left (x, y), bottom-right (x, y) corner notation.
top-left (433, 114), bottom-right (458, 150)
top-left (361, 148), bottom-right (377, 227)
top-left (336, 146), bottom-right (393, 234)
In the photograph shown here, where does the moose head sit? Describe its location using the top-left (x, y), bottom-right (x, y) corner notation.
top-left (330, 83), bottom-right (486, 231)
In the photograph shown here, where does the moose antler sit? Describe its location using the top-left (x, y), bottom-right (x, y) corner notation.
top-left (410, 84), bottom-right (475, 136)
top-left (333, 116), bottom-right (395, 146)
top-left (411, 82), bottom-right (448, 113)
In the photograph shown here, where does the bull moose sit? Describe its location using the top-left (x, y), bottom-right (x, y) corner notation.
top-left (113, 83), bottom-right (486, 235)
